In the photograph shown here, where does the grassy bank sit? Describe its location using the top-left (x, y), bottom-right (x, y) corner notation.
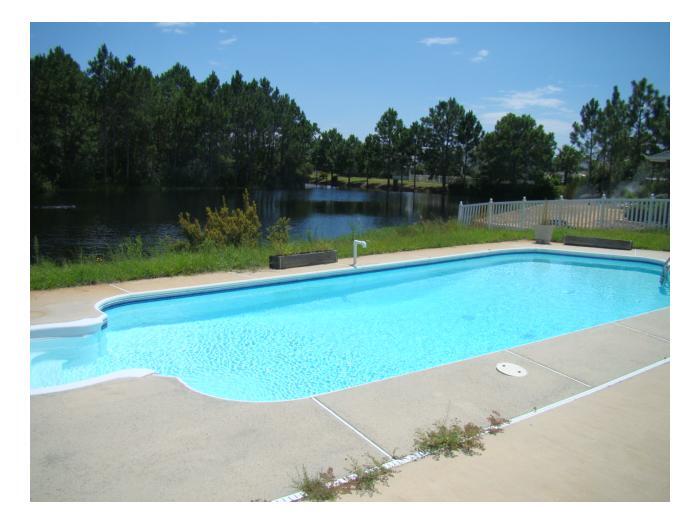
top-left (308, 175), bottom-right (444, 192)
top-left (30, 222), bottom-right (669, 290)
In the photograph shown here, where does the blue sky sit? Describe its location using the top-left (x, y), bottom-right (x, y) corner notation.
top-left (30, 22), bottom-right (669, 147)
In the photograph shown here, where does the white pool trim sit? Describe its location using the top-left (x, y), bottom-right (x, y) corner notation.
top-left (29, 246), bottom-right (669, 398)
top-left (30, 369), bottom-right (155, 395)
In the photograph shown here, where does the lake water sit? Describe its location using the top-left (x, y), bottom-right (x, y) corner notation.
top-left (30, 186), bottom-right (461, 260)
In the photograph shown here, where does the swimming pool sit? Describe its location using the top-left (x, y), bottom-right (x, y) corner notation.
top-left (30, 250), bottom-right (669, 401)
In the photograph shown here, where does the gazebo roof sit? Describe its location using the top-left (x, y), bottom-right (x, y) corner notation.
top-left (645, 150), bottom-right (670, 163)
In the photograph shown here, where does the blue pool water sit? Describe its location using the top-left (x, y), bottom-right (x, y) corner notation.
top-left (30, 252), bottom-right (669, 401)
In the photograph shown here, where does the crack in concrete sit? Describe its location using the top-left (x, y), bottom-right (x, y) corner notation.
top-left (504, 349), bottom-right (592, 387)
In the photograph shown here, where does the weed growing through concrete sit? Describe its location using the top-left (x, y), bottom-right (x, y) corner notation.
top-left (414, 420), bottom-right (485, 459)
top-left (290, 411), bottom-right (509, 501)
top-left (345, 454), bottom-right (395, 497)
top-left (292, 466), bottom-right (340, 501)
top-left (292, 454), bottom-right (396, 501)
top-left (485, 410), bottom-right (510, 434)
top-left (414, 410), bottom-right (510, 459)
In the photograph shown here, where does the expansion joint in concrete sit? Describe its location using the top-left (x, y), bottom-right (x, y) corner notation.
top-left (109, 283), bottom-right (131, 293)
top-left (311, 396), bottom-right (393, 459)
top-left (614, 321), bottom-right (670, 344)
top-left (504, 349), bottom-right (592, 387)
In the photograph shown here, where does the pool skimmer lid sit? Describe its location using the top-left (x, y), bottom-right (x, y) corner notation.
top-left (496, 362), bottom-right (528, 377)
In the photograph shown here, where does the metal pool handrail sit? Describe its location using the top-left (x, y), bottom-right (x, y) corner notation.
top-left (660, 257), bottom-right (670, 285)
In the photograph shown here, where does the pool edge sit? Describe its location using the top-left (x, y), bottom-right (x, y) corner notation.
top-left (29, 245), bottom-right (669, 400)
top-left (30, 245), bottom-right (667, 339)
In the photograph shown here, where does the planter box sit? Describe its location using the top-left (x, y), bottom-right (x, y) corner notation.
top-left (534, 224), bottom-right (555, 244)
top-left (269, 250), bottom-right (338, 270)
top-left (564, 235), bottom-right (632, 250)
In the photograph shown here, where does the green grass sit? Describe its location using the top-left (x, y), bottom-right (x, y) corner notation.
top-left (30, 221), bottom-right (670, 290)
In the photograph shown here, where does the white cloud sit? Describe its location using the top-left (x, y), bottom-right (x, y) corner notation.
top-left (419, 36), bottom-right (458, 46)
top-left (480, 112), bottom-right (571, 132)
top-left (537, 118), bottom-right (576, 136)
top-left (480, 111), bottom-right (508, 127)
top-left (219, 37), bottom-right (237, 45)
top-left (479, 85), bottom-right (576, 145)
top-left (470, 49), bottom-right (489, 63)
top-left (487, 85), bottom-right (565, 111)
top-left (155, 22), bottom-right (193, 35)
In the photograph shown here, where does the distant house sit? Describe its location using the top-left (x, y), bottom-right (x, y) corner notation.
top-left (643, 150), bottom-right (670, 195)
top-left (645, 150), bottom-right (670, 163)
top-left (644, 150), bottom-right (670, 181)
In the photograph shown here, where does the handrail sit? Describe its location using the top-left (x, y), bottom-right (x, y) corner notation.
top-left (660, 257), bottom-right (670, 285)
top-left (353, 239), bottom-right (367, 267)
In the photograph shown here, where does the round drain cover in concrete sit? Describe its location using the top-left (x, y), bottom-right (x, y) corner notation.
top-left (496, 362), bottom-right (528, 377)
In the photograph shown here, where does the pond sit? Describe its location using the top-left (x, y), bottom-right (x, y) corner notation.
top-left (30, 186), bottom-right (462, 260)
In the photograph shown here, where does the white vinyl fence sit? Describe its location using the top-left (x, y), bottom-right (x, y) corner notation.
top-left (457, 195), bottom-right (669, 230)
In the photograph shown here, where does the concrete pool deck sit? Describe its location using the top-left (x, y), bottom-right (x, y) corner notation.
top-left (29, 241), bottom-right (670, 501)
top-left (341, 363), bottom-right (670, 502)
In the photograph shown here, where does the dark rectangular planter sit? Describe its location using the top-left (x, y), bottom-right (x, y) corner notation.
top-left (564, 235), bottom-right (633, 250)
top-left (269, 250), bottom-right (338, 270)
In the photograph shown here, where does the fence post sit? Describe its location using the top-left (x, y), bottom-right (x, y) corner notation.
top-left (558, 195), bottom-right (563, 227)
top-left (648, 193), bottom-right (655, 227)
top-left (458, 201), bottom-right (463, 223)
top-left (598, 193), bottom-right (606, 228)
top-left (520, 196), bottom-right (526, 229)
top-left (487, 198), bottom-right (493, 229)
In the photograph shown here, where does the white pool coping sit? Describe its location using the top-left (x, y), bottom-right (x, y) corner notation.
top-left (30, 369), bottom-right (155, 395)
top-left (29, 245), bottom-right (668, 397)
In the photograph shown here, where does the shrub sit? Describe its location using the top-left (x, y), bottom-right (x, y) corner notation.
top-left (266, 216), bottom-right (291, 250)
top-left (204, 191), bottom-right (261, 246)
top-left (177, 190), bottom-right (261, 248)
top-left (177, 212), bottom-right (205, 247)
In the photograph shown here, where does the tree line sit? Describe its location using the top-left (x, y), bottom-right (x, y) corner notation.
top-left (31, 45), bottom-right (669, 199)
top-left (569, 79), bottom-right (669, 194)
top-left (31, 45), bottom-right (316, 191)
